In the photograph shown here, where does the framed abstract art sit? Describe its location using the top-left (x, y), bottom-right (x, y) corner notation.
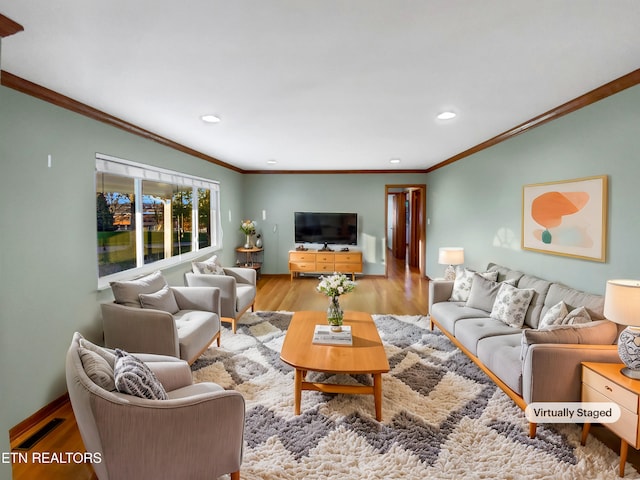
top-left (521, 175), bottom-right (607, 262)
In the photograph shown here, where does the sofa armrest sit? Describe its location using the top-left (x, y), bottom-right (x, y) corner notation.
top-left (171, 286), bottom-right (221, 314)
top-left (522, 343), bottom-right (619, 404)
top-left (92, 390), bottom-right (245, 479)
top-left (223, 267), bottom-right (257, 286)
top-left (101, 303), bottom-right (180, 357)
top-left (428, 279), bottom-right (454, 314)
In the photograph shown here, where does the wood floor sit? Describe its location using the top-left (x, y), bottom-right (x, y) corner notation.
top-left (9, 255), bottom-right (639, 478)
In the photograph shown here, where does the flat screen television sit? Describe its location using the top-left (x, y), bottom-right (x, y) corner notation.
top-left (294, 212), bottom-right (358, 245)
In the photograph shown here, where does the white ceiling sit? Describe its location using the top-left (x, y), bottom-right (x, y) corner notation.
top-left (2, 1), bottom-right (640, 172)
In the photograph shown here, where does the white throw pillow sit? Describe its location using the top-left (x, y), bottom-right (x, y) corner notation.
top-left (138, 285), bottom-right (180, 314)
top-left (490, 283), bottom-right (535, 328)
top-left (192, 255), bottom-right (225, 275)
top-left (539, 301), bottom-right (569, 329)
top-left (450, 268), bottom-right (498, 302)
top-left (563, 306), bottom-right (592, 325)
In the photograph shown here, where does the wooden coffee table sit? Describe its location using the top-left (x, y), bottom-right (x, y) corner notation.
top-left (280, 310), bottom-right (390, 421)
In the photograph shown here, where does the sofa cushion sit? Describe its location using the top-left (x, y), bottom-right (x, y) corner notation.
top-left (477, 334), bottom-right (523, 395)
top-left (114, 349), bottom-right (168, 400)
top-left (430, 302), bottom-right (491, 336)
top-left (541, 283), bottom-right (605, 321)
top-left (486, 263), bottom-right (525, 284)
top-left (110, 271), bottom-right (167, 308)
top-left (79, 337), bottom-right (116, 368)
top-left (78, 346), bottom-right (116, 391)
top-left (450, 268), bottom-right (498, 302)
top-left (538, 301), bottom-right (569, 329)
top-left (139, 285), bottom-right (180, 314)
top-left (520, 320), bottom-right (619, 361)
top-left (455, 317), bottom-right (523, 356)
top-left (490, 283), bottom-right (535, 328)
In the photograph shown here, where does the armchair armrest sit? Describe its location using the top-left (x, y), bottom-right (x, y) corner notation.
top-left (171, 286), bottom-right (221, 314)
top-left (522, 343), bottom-right (619, 404)
top-left (184, 273), bottom-right (236, 318)
top-left (93, 390), bottom-right (245, 479)
top-left (143, 359), bottom-right (194, 392)
top-left (101, 303), bottom-right (180, 357)
top-left (428, 279), bottom-right (454, 314)
top-left (223, 267), bottom-right (257, 286)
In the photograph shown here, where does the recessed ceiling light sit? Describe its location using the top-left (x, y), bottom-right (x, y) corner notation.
top-left (266, 159), bottom-right (277, 165)
top-left (437, 111), bottom-right (457, 120)
top-left (389, 158), bottom-right (401, 164)
top-left (201, 114), bottom-right (221, 123)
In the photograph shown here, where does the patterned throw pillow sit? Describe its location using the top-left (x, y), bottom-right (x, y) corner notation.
top-left (450, 269), bottom-right (499, 302)
top-left (192, 255), bottom-right (225, 275)
top-left (538, 301), bottom-right (569, 329)
top-left (114, 349), bottom-right (168, 400)
top-left (490, 283), bottom-right (535, 328)
top-left (138, 285), bottom-right (180, 314)
top-left (563, 306), bottom-right (592, 325)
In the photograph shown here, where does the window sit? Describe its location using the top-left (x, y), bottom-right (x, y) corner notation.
top-left (96, 154), bottom-right (221, 286)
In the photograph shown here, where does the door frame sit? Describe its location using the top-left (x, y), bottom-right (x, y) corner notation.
top-left (384, 184), bottom-right (427, 277)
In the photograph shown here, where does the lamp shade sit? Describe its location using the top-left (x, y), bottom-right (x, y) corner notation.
top-left (438, 247), bottom-right (464, 266)
top-left (604, 280), bottom-right (640, 327)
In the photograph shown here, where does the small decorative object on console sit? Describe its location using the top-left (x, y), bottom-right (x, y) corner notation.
top-left (604, 279), bottom-right (640, 378)
top-left (317, 273), bottom-right (356, 332)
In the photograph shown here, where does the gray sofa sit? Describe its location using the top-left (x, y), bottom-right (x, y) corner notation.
top-left (429, 263), bottom-right (621, 437)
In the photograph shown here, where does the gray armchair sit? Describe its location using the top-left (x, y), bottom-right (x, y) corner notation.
top-left (185, 267), bottom-right (256, 333)
top-left (66, 332), bottom-right (245, 480)
top-left (102, 271), bottom-right (221, 364)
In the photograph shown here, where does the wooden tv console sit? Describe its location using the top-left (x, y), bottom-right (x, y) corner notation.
top-left (288, 249), bottom-right (363, 281)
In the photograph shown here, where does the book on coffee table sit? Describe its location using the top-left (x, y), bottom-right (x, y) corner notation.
top-left (312, 325), bottom-right (353, 346)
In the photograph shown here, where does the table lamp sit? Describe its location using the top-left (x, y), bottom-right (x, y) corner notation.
top-left (604, 279), bottom-right (640, 379)
top-left (438, 247), bottom-right (464, 281)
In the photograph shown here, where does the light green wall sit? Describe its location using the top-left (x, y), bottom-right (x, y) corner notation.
top-left (243, 173), bottom-right (426, 275)
top-left (0, 85), bottom-right (243, 467)
top-left (425, 83), bottom-right (640, 294)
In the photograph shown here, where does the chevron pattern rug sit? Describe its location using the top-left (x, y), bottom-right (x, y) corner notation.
top-left (191, 311), bottom-right (637, 480)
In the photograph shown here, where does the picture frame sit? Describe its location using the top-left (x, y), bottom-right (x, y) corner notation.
top-left (521, 175), bottom-right (607, 262)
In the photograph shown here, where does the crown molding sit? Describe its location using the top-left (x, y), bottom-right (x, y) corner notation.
top-left (0, 14), bottom-right (23, 38)
top-left (245, 169), bottom-right (428, 174)
top-left (0, 70), bottom-right (244, 173)
top-left (426, 68), bottom-right (640, 173)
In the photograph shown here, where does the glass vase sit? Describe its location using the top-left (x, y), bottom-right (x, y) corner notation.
top-left (327, 296), bottom-right (344, 332)
top-left (244, 234), bottom-right (252, 249)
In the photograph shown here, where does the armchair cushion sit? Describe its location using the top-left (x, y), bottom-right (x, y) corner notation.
top-left (139, 285), bottom-right (180, 314)
top-left (192, 254), bottom-right (226, 275)
top-left (110, 271), bottom-right (167, 307)
top-left (79, 337), bottom-right (116, 368)
top-left (114, 349), bottom-right (168, 400)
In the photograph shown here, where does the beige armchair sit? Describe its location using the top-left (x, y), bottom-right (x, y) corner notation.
top-left (66, 332), bottom-right (245, 480)
top-left (102, 271), bottom-right (221, 364)
top-left (185, 266), bottom-right (257, 334)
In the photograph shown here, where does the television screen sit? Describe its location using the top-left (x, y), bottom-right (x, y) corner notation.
top-left (294, 212), bottom-right (358, 245)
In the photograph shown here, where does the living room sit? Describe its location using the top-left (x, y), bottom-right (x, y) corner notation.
top-left (2, 3), bottom-right (640, 479)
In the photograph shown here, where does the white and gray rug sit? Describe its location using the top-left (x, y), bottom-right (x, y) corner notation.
top-left (191, 311), bottom-right (638, 479)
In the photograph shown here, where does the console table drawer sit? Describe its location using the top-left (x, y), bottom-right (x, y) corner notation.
top-left (583, 366), bottom-right (638, 413)
top-left (316, 263), bottom-right (334, 272)
top-left (335, 253), bottom-right (361, 263)
top-left (335, 263), bottom-right (362, 273)
top-left (290, 262), bottom-right (315, 272)
top-left (290, 252), bottom-right (314, 262)
top-left (316, 253), bottom-right (335, 263)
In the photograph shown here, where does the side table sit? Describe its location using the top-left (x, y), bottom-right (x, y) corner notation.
top-left (235, 247), bottom-right (263, 279)
top-left (581, 361), bottom-right (640, 477)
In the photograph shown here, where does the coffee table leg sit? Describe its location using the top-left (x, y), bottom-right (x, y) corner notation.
top-left (294, 369), bottom-right (303, 415)
top-left (373, 373), bottom-right (383, 421)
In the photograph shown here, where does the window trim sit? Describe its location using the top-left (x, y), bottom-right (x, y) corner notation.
top-left (95, 153), bottom-right (222, 289)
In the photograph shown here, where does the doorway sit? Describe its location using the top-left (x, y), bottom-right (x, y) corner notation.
top-left (385, 184), bottom-right (426, 277)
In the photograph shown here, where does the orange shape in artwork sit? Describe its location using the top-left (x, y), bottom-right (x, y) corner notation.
top-left (531, 191), bottom-right (590, 228)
